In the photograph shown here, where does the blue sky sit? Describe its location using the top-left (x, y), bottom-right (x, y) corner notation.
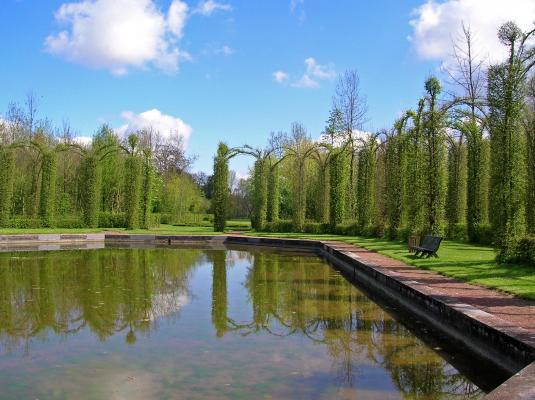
top-left (1, 0), bottom-right (533, 175)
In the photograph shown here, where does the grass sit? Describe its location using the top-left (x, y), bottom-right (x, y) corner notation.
top-left (244, 232), bottom-right (535, 301)
top-left (0, 220), bottom-right (251, 236)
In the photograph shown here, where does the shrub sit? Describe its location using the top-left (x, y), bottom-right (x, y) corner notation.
top-left (335, 222), bottom-right (359, 236)
top-left (7, 218), bottom-right (41, 229)
top-left (160, 213), bottom-right (213, 226)
top-left (515, 236), bottom-right (535, 266)
top-left (303, 222), bottom-right (330, 234)
top-left (472, 224), bottom-right (494, 245)
top-left (447, 223), bottom-right (468, 241)
top-left (56, 216), bottom-right (84, 229)
top-left (362, 223), bottom-right (385, 238)
top-left (98, 212), bottom-right (126, 228)
top-left (264, 220), bottom-right (293, 233)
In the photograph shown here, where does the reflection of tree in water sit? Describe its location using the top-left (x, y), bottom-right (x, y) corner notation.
top-left (211, 250), bottom-right (481, 398)
top-left (0, 248), bottom-right (202, 353)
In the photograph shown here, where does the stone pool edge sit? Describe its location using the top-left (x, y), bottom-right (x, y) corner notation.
top-left (0, 232), bottom-right (534, 399)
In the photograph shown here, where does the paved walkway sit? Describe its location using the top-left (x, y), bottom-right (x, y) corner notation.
top-left (321, 240), bottom-right (535, 335)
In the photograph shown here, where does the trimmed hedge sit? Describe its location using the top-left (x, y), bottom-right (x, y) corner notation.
top-left (446, 223), bottom-right (468, 242)
top-left (160, 213), bottom-right (213, 226)
top-left (98, 212), bottom-right (126, 228)
top-left (514, 236), bottom-right (535, 266)
top-left (6, 218), bottom-right (42, 229)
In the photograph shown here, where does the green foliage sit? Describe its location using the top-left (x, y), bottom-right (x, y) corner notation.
top-left (356, 141), bottom-right (376, 230)
top-left (213, 143), bottom-right (230, 232)
top-left (160, 175), bottom-right (209, 222)
top-left (251, 158), bottom-right (268, 230)
top-left (526, 78), bottom-right (535, 234)
top-left (509, 236), bottom-right (535, 266)
top-left (422, 77), bottom-right (447, 235)
top-left (39, 151), bottom-right (57, 227)
top-left (405, 101), bottom-right (426, 235)
top-left (292, 157), bottom-right (307, 232)
top-left (267, 163), bottom-right (280, 223)
top-left (123, 155), bottom-right (142, 229)
top-left (446, 223), bottom-right (468, 242)
top-left (0, 149), bottom-right (15, 227)
top-left (465, 120), bottom-right (490, 242)
top-left (98, 212), bottom-right (127, 228)
top-left (80, 155), bottom-right (101, 228)
top-left (446, 141), bottom-right (467, 237)
top-left (264, 219), bottom-right (293, 233)
top-left (329, 148), bottom-right (348, 230)
top-left (385, 128), bottom-right (407, 239)
top-left (303, 222), bottom-right (330, 234)
top-left (140, 157), bottom-right (154, 229)
top-left (56, 216), bottom-right (85, 229)
top-left (6, 217), bottom-right (42, 229)
top-left (487, 24), bottom-right (530, 258)
top-left (95, 127), bottom-right (122, 213)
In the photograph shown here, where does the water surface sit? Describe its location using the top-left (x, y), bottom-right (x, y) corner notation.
top-left (0, 245), bottom-right (498, 399)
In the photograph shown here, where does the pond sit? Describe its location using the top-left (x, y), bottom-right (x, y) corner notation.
top-left (0, 245), bottom-right (504, 399)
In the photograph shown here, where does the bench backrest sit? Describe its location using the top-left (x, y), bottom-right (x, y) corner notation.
top-left (421, 235), bottom-right (443, 251)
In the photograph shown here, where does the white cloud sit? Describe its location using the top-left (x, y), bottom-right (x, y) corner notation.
top-left (289, 0), bottom-right (305, 22)
top-left (45, 0), bottom-right (191, 75)
top-left (291, 57), bottom-right (336, 88)
top-left (168, 0), bottom-right (189, 38)
top-left (214, 45), bottom-right (234, 56)
top-left (289, 0), bottom-right (304, 12)
top-left (116, 109), bottom-right (192, 147)
top-left (73, 136), bottom-right (93, 146)
top-left (409, 0), bottom-right (535, 64)
top-left (272, 70), bottom-right (289, 83)
top-left (194, 0), bottom-right (232, 16)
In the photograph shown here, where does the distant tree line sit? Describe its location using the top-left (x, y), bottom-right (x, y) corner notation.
top-left (0, 102), bottom-right (207, 230)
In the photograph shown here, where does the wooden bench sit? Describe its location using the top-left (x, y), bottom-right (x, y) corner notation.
top-left (409, 235), bottom-right (443, 258)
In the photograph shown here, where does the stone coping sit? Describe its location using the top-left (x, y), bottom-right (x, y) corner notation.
top-left (0, 232), bottom-right (534, 398)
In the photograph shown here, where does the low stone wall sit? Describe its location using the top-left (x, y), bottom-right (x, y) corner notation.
top-left (0, 232), bottom-right (533, 397)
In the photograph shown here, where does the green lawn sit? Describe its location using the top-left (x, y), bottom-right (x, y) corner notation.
top-left (0, 220), bottom-right (251, 236)
top-left (245, 232), bottom-right (535, 300)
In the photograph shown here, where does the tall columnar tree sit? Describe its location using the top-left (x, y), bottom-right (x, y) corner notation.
top-left (122, 134), bottom-right (143, 230)
top-left (267, 160), bottom-right (280, 223)
top-left (445, 135), bottom-right (467, 236)
top-left (488, 22), bottom-right (534, 257)
top-left (251, 158), bottom-right (268, 230)
top-left (0, 148), bottom-right (15, 227)
top-left (284, 123), bottom-right (317, 232)
top-left (124, 155), bottom-right (142, 229)
top-left (526, 76), bottom-right (535, 234)
top-left (356, 137), bottom-right (377, 230)
top-left (140, 151), bottom-right (154, 229)
top-left (39, 151), bottom-right (57, 227)
top-left (422, 77), bottom-right (447, 235)
top-left (465, 120), bottom-right (489, 241)
top-left (213, 143), bottom-right (231, 232)
top-left (405, 101), bottom-right (426, 235)
top-left (449, 24), bottom-right (488, 242)
top-left (329, 147), bottom-right (349, 229)
top-left (385, 117), bottom-right (408, 239)
top-left (80, 155), bottom-right (101, 228)
top-left (334, 71), bottom-right (368, 218)
top-left (312, 148), bottom-right (331, 224)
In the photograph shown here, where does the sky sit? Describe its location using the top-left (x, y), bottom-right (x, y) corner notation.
top-left (1, 0), bottom-right (534, 176)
